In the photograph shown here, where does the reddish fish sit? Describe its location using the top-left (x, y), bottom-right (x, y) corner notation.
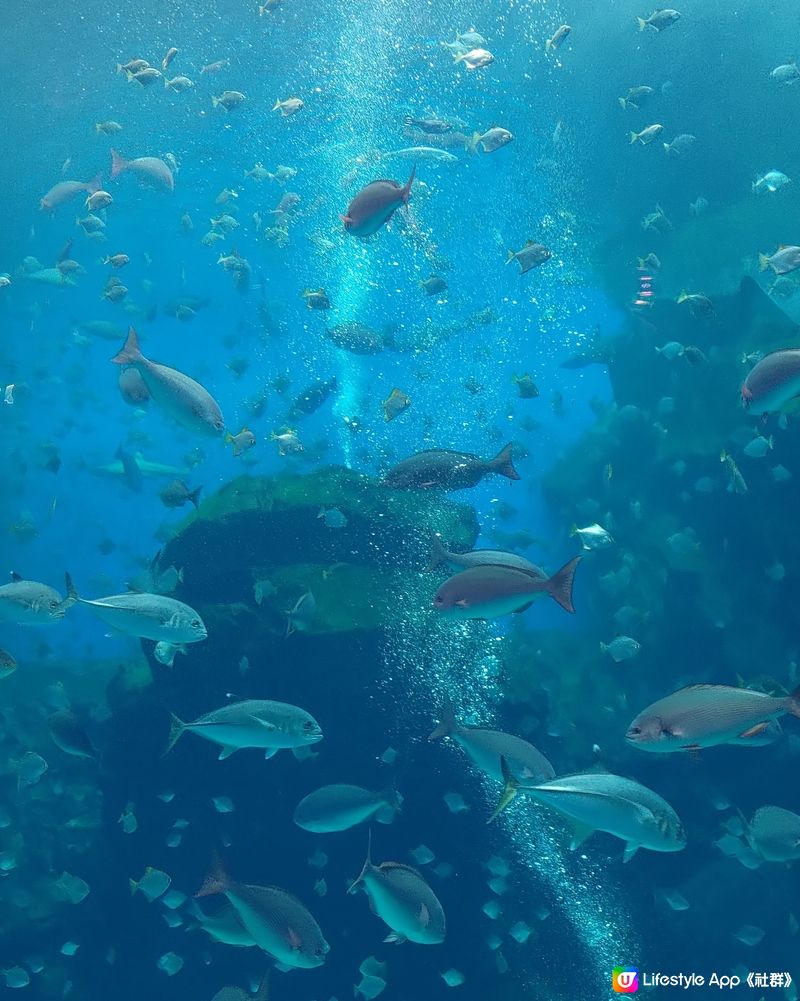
top-left (110, 149), bottom-right (174, 192)
top-left (342, 167), bottom-right (415, 237)
top-left (741, 349), bottom-right (800, 415)
top-left (432, 558), bottom-right (581, 619)
top-left (40, 174), bottom-right (102, 212)
top-left (383, 443), bottom-right (519, 491)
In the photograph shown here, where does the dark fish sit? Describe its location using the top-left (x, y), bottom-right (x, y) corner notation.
top-left (48, 709), bottom-right (97, 759)
top-left (159, 479), bottom-right (202, 509)
top-left (383, 443), bottom-right (519, 491)
top-left (512, 373), bottom-right (539, 398)
top-left (403, 116), bottom-right (452, 134)
top-left (432, 558), bottom-right (581, 618)
top-left (741, 349), bottom-right (800, 415)
top-left (289, 377), bottom-right (338, 419)
top-left (507, 241), bottom-right (552, 274)
top-left (115, 445), bottom-right (143, 493)
top-left (343, 167), bottom-right (415, 237)
top-left (420, 275), bottom-right (447, 295)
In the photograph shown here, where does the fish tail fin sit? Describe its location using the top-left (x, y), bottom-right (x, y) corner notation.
top-left (254, 972), bottom-right (270, 1001)
top-left (505, 249), bottom-right (516, 264)
top-left (87, 173), bottom-right (103, 195)
top-left (663, 142), bottom-right (672, 153)
top-left (402, 165), bottom-right (416, 204)
top-left (466, 132), bottom-right (481, 154)
top-left (636, 16), bottom-right (647, 31)
top-left (224, 431), bottom-right (233, 447)
top-left (272, 99), bottom-right (281, 111)
top-left (429, 698), bottom-right (458, 740)
top-left (425, 530), bottom-right (450, 572)
top-left (488, 757), bottom-right (520, 823)
top-left (348, 829), bottom-right (373, 894)
top-left (163, 712), bottom-right (186, 756)
top-left (758, 253), bottom-right (770, 272)
top-left (188, 486), bottom-right (202, 509)
top-left (194, 853), bottom-right (230, 898)
top-left (111, 327), bottom-right (144, 366)
top-left (545, 39), bottom-right (553, 53)
top-left (546, 556), bottom-right (581, 613)
top-left (676, 291), bottom-right (688, 303)
top-left (489, 442), bottom-right (520, 481)
top-left (618, 96), bottom-right (627, 110)
top-left (129, 878), bottom-right (138, 895)
top-left (629, 132), bottom-right (638, 144)
top-left (63, 572), bottom-right (79, 608)
top-left (211, 95), bottom-right (221, 109)
top-left (109, 148), bottom-right (127, 180)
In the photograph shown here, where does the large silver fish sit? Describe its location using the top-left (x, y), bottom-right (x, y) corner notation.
top-left (349, 832), bottom-right (446, 944)
top-left (72, 578), bottom-right (206, 643)
top-left (0, 572), bottom-right (76, 626)
top-left (626, 684), bottom-right (800, 753)
top-left (426, 532), bottom-right (539, 573)
top-left (745, 805), bottom-right (800, 862)
top-left (111, 327), bottom-right (224, 436)
top-left (432, 558), bottom-right (581, 618)
top-left (429, 702), bottom-right (554, 786)
top-left (293, 784), bottom-right (402, 833)
top-left (167, 699), bottom-right (323, 759)
top-left (495, 761), bottom-right (686, 861)
top-left (195, 858), bottom-right (329, 968)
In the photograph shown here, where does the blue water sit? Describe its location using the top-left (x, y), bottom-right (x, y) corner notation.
top-left (3, 0), bottom-right (800, 998)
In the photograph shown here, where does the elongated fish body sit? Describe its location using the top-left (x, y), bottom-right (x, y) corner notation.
top-left (741, 349), bottom-right (800, 415)
top-left (344, 167), bottom-right (415, 237)
top-left (429, 705), bottom-right (554, 784)
top-left (0, 573), bottom-right (75, 625)
top-left (112, 327), bottom-right (225, 436)
top-left (384, 443), bottom-right (519, 490)
top-left (110, 149), bottom-right (174, 191)
top-left (293, 784), bottom-right (400, 832)
top-left (77, 589), bottom-right (206, 643)
top-left (747, 806), bottom-right (800, 862)
top-left (520, 773), bottom-right (685, 859)
top-left (196, 862), bottom-right (328, 968)
top-left (427, 532), bottom-right (540, 573)
top-left (325, 322), bottom-right (387, 355)
top-left (168, 699), bottom-right (323, 758)
top-left (350, 837), bottom-right (445, 944)
top-left (626, 684), bottom-right (800, 752)
top-left (432, 558), bottom-right (581, 618)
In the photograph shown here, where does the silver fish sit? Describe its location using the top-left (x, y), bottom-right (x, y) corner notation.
top-left (745, 805), bottom-right (800, 862)
top-left (166, 699), bottom-right (323, 759)
top-left (426, 532), bottom-right (540, 573)
top-left (0, 572), bottom-right (76, 626)
top-left (73, 581), bottom-right (206, 644)
top-left (293, 784), bottom-right (402, 832)
top-left (626, 684), bottom-right (800, 752)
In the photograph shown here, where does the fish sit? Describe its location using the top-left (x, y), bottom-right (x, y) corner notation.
top-left (629, 124), bottom-right (664, 145)
top-left (0, 572), bottom-right (77, 626)
top-left (115, 444), bottom-right (143, 493)
top-left (286, 591), bottom-right (316, 636)
top-left (637, 8), bottom-right (681, 32)
top-left (103, 254), bottom-right (129, 268)
top-left (626, 684), bottom-right (800, 752)
top-left (753, 169), bottom-right (790, 194)
top-left (96, 120), bottom-right (123, 135)
top-left (759, 246), bottom-right (800, 275)
top-left (426, 533), bottom-right (541, 574)
top-left (720, 450), bottom-right (748, 494)
top-left (318, 507), bottom-right (348, 529)
top-left (325, 322), bottom-right (391, 355)
top-left (429, 701), bottom-right (554, 786)
top-left (212, 90), bottom-right (246, 110)
top-left (273, 97), bottom-right (304, 116)
top-left (676, 291), bottom-right (714, 317)
top-left (161, 46), bottom-right (178, 69)
top-left (432, 557), bottom-right (581, 618)
top-left (601, 636), bottom-right (641, 662)
top-left (86, 190), bottom-right (113, 210)
top-left (343, 168), bottom-right (415, 237)
top-left (0, 648), bottom-right (17, 678)
top-left (512, 373), bottom-right (539, 398)
top-left (74, 582), bottom-right (206, 644)
top-left (127, 66), bottom-right (162, 85)
top-left (302, 288), bottom-right (331, 310)
top-left (164, 75), bottom-right (194, 92)
top-left (420, 275), bottom-right (448, 295)
top-left (570, 523), bottom-right (614, 550)
top-left (159, 479), bottom-right (202, 509)
top-left (289, 376), bottom-right (338, 418)
top-left (545, 24), bottom-right (571, 52)
top-left (385, 146), bottom-right (457, 163)
top-left (293, 784), bottom-right (402, 832)
top-left (663, 133), bottom-right (696, 154)
top-left (453, 48), bottom-right (494, 70)
top-left (403, 116), bottom-right (452, 133)
top-left (494, 761), bottom-right (686, 861)
top-left (506, 241), bottom-right (552, 274)
top-left (195, 857), bottom-right (329, 968)
top-left (618, 85), bottom-right (654, 110)
top-left (200, 59), bottom-right (228, 73)
top-left (271, 429), bottom-right (305, 456)
top-left (468, 127), bottom-right (513, 153)
top-left (382, 388), bottom-right (411, 421)
top-left (745, 805), bottom-right (800, 862)
top-left (154, 641), bottom-right (187, 667)
top-left (225, 428), bottom-right (256, 457)
top-left (741, 350), bottom-right (800, 415)
top-left (40, 174), bottom-right (102, 212)
top-left (110, 149), bottom-right (174, 192)
top-left (130, 866), bottom-right (171, 902)
top-left (383, 443), bottom-right (519, 490)
top-left (111, 327), bottom-right (225, 437)
top-left (168, 698), bottom-right (322, 759)
top-left (348, 832), bottom-right (446, 944)
top-left (770, 61), bottom-right (800, 84)
top-left (48, 710), bottom-right (96, 759)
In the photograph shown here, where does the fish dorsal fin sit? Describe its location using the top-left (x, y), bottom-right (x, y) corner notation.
top-left (567, 820), bottom-right (596, 851)
top-left (622, 842), bottom-right (640, 863)
top-left (10, 571), bottom-right (23, 582)
top-left (218, 746), bottom-right (238, 760)
top-left (264, 747), bottom-right (278, 759)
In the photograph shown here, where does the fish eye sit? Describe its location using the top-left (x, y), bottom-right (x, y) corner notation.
top-left (49, 600), bottom-right (58, 609)
top-left (433, 595), bottom-right (444, 606)
top-left (191, 619), bottom-right (200, 627)
top-left (303, 720), bottom-right (316, 731)
top-left (627, 726), bottom-right (641, 736)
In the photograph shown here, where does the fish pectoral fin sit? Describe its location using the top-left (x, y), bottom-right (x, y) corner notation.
top-left (418, 902), bottom-right (430, 927)
top-left (274, 962), bottom-right (293, 973)
top-left (285, 926), bottom-right (302, 951)
top-left (383, 932), bottom-right (407, 945)
top-left (513, 601), bottom-right (534, 614)
top-left (249, 715), bottom-right (278, 730)
top-left (264, 747), bottom-right (278, 759)
top-left (218, 746), bottom-right (238, 760)
top-left (622, 842), bottom-right (640, 863)
top-left (737, 722), bottom-right (769, 740)
top-left (567, 821), bottom-right (595, 851)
